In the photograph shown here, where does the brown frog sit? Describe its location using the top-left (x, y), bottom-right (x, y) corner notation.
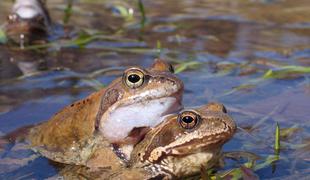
top-left (28, 59), bottom-right (184, 165)
top-left (129, 102), bottom-right (236, 179)
top-left (56, 102), bottom-right (236, 179)
top-left (4, 0), bottom-right (51, 45)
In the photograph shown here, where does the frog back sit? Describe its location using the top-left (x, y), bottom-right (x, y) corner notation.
top-left (28, 89), bottom-right (105, 164)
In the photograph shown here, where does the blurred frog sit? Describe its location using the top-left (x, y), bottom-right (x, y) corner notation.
top-left (3, 0), bottom-right (52, 45)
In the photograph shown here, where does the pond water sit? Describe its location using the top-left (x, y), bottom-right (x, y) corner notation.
top-left (0, 0), bottom-right (309, 179)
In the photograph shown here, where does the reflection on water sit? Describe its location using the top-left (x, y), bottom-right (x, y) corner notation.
top-left (0, 0), bottom-right (309, 179)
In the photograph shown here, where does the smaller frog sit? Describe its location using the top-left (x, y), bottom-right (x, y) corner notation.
top-left (56, 102), bottom-right (236, 180)
top-left (4, 0), bottom-right (51, 45)
top-left (129, 102), bottom-right (236, 179)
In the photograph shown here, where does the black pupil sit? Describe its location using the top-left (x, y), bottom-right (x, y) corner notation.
top-left (182, 116), bottom-right (194, 124)
top-left (128, 74), bottom-right (140, 83)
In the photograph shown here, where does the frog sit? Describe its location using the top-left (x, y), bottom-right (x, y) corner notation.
top-left (128, 102), bottom-right (236, 179)
top-left (4, 0), bottom-right (52, 45)
top-left (55, 102), bottom-right (236, 179)
top-left (27, 59), bottom-right (184, 165)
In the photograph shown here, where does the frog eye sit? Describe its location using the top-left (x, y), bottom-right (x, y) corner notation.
top-left (124, 69), bottom-right (145, 89)
top-left (178, 111), bottom-right (201, 129)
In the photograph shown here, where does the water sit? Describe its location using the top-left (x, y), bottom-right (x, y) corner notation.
top-left (0, 0), bottom-right (309, 179)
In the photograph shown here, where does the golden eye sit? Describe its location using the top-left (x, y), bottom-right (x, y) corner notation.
top-left (124, 69), bottom-right (144, 89)
top-left (177, 111), bottom-right (201, 129)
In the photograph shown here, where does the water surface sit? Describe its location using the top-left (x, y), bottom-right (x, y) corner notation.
top-left (0, 0), bottom-right (309, 179)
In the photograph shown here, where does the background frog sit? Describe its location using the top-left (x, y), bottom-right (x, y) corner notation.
top-left (4, 0), bottom-right (52, 45)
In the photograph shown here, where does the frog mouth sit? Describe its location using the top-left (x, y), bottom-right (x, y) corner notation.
top-left (120, 126), bottom-right (151, 146)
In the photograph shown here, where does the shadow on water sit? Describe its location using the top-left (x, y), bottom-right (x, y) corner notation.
top-left (0, 0), bottom-right (309, 179)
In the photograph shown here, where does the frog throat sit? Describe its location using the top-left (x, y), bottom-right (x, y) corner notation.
top-left (100, 96), bottom-right (181, 143)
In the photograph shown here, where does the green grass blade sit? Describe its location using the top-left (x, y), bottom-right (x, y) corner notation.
top-left (137, 0), bottom-right (146, 28)
top-left (263, 66), bottom-right (310, 79)
top-left (174, 61), bottom-right (202, 74)
top-left (272, 122), bottom-right (280, 172)
top-left (63, 0), bottom-right (73, 24)
top-left (274, 122), bottom-right (280, 151)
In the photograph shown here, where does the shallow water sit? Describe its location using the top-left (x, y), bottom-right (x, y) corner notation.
top-left (0, 0), bottom-right (309, 179)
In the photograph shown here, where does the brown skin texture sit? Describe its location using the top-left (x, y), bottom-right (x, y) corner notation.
top-left (56, 165), bottom-right (149, 180)
top-left (28, 59), bottom-right (183, 164)
top-left (29, 90), bottom-right (103, 152)
top-left (130, 103), bottom-right (236, 178)
top-left (86, 147), bottom-right (124, 170)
